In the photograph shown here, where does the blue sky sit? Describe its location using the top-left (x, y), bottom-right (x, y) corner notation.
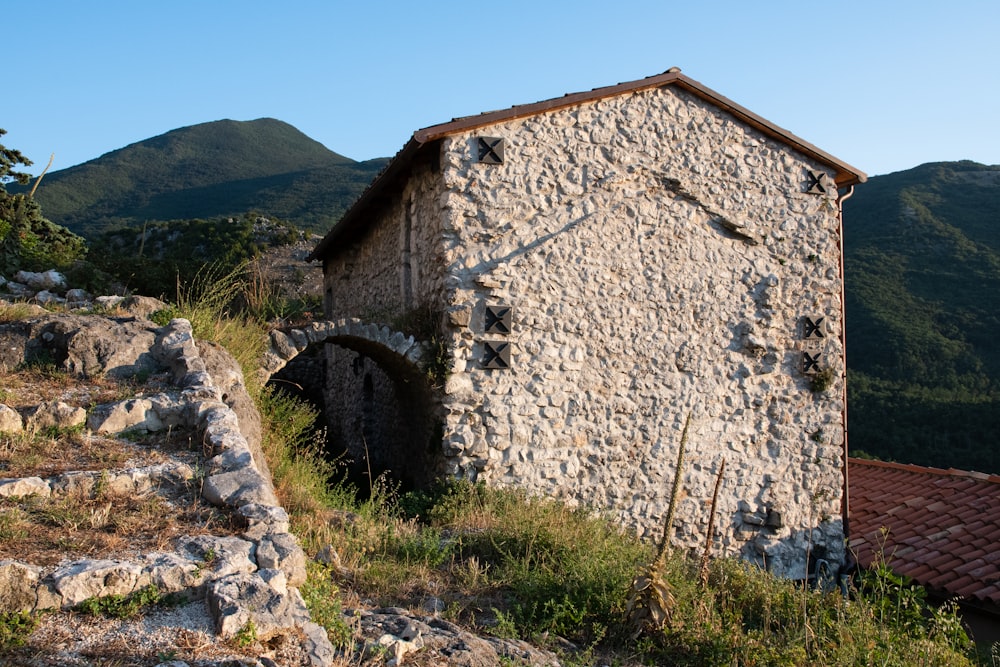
top-left (5, 1), bottom-right (999, 178)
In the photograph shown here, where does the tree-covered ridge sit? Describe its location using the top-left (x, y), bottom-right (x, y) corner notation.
top-left (843, 161), bottom-right (1000, 474)
top-left (8, 111), bottom-right (1000, 475)
top-left (15, 118), bottom-right (388, 238)
top-left (90, 213), bottom-right (304, 300)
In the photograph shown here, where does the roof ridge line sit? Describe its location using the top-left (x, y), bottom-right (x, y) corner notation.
top-left (848, 457), bottom-right (1000, 484)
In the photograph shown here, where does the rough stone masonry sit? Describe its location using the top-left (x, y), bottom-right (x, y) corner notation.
top-left (311, 70), bottom-right (866, 580)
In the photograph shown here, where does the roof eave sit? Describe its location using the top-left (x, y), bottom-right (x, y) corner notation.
top-left (310, 69), bottom-right (867, 261)
top-left (306, 137), bottom-right (424, 262)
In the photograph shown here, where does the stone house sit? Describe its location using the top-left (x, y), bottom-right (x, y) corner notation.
top-left (307, 68), bottom-right (866, 578)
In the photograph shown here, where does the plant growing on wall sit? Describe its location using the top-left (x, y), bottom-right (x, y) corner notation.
top-left (810, 368), bottom-right (836, 394)
top-left (392, 303), bottom-right (451, 387)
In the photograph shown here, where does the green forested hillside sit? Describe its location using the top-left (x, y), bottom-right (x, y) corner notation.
top-left (12, 115), bottom-right (999, 475)
top-left (18, 118), bottom-right (387, 237)
top-left (843, 161), bottom-right (1000, 474)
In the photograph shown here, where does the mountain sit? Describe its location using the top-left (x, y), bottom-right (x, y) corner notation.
top-left (19, 118), bottom-right (388, 237)
top-left (14, 118), bottom-right (1000, 473)
top-left (843, 161), bottom-right (1000, 474)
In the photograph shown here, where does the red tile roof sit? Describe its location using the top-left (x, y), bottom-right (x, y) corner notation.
top-left (849, 458), bottom-right (1000, 605)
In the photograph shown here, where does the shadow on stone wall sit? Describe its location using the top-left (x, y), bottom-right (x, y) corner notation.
top-left (263, 321), bottom-right (443, 499)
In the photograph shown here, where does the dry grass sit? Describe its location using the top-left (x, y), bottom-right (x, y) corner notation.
top-left (0, 363), bottom-right (237, 568)
top-left (0, 363), bottom-right (156, 409)
top-left (0, 429), bottom-right (151, 478)
top-left (0, 474), bottom-right (234, 566)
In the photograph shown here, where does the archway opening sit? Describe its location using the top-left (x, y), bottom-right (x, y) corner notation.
top-left (267, 335), bottom-right (443, 500)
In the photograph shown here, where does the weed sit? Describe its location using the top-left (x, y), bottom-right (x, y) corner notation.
top-left (234, 619), bottom-right (258, 648)
top-left (300, 561), bottom-right (355, 649)
top-left (0, 611), bottom-right (39, 650)
top-left (490, 608), bottom-right (520, 640)
top-left (809, 367), bottom-right (836, 393)
top-left (15, 349), bottom-right (63, 377)
top-left (391, 303), bottom-right (451, 387)
top-left (155, 265), bottom-right (979, 666)
top-left (75, 585), bottom-right (162, 619)
top-left (149, 306), bottom-right (182, 327)
top-left (628, 414), bottom-right (690, 636)
top-left (0, 303), bottom-right (41, 323)
top-left (0, 503), bottom-right (31, 541)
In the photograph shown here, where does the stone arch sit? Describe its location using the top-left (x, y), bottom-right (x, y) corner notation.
top-left (260, 319), bottom-right (442, 494)
top-left (259, 318), bottom-right (430, 382)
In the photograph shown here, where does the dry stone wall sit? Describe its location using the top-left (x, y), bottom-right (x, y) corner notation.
top-left (0, 314), bottom-right (333, 665)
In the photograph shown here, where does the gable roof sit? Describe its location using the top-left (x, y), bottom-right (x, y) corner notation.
top-left (310, 68), bottom-right (867, 262)
top-left (849, 457), bottom-right (1000, 607)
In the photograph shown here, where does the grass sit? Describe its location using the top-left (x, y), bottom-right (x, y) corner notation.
top-left (3, 270), bottom-right (984, 665)
top-left (0, 427), bottom-right (148, 479)
top-left (0, 611), bottom-right (39, 651)
top-left (0, 477), bottom-right (231, 566)
top-left (165, 278), bottom-right (984, 666)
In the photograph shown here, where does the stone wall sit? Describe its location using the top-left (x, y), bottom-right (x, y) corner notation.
top-left (320, 159), bottom-right (450, 491)
top-left (323, 85), bottom-right (847, 578)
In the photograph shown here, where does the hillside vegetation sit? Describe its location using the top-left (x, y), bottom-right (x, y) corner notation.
top-left (843, 161), bottom-right (1000, 473)
top-left (0, 127), bottom-right (991, 662)
top-left (9, 119), bottom-right (1000, 474)
top-left (16, 118), bottom-right (387, 238)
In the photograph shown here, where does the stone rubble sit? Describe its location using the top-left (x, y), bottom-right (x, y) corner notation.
top-left (0, 312), bottom-right (334, 666)
top-left (0, 286), bottom-right (569, 666)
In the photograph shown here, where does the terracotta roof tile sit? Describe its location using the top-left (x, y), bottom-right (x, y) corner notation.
top-left (849, 458), bottom-right (1000, 607)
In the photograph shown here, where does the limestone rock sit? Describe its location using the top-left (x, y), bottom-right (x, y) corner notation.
top-left (0, 404), bottom-right (23, 433)
top-left (2, 280), bottom-right (32, 296)
top-left (207, 572), bottom-right (311, 640)
top-left (203, 467), bottom-right (279, 508)
top-left (51, 559), bottom-right (144, 607)
top-left (237, 504), bottom-right (291, 541)
top-left (351, 609), bottom-right (561, 666)
top-left (25, 401), bottom-right (86, 430)
top-left (34, 290), bottom-right (65, 305)
top-left (87, 397), bottom-right (162, 433)
top-left (57, 317), bottom-right (162, 378)
top-left (197, 340), bottom-right (268, 480)
top-left (301, 620), bottom-right (338, 667)
top-left (177, 535), bottom-right (257, 580)
top-left (94, 295), bottom-right (125, 309)
top-left (0, 560), bottom-right (41, 613)
top-left (0, 476), bottom-right (51, 498)
top-left (103, 462), bottom-right (194, 495)
top-left (119, 295), bottom-right (168, 318)
top-left (141, 552), bottom-right (203, 594)
top-left (65, 288), bottom-right (92, 303)
top-left (256, 532), bottom-right (307, 587)
top-left (14, 269), bottom-right (66, 291)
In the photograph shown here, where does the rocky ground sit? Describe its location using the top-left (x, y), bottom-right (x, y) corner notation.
top-left (0, 303), bottom-right (331, 666)
top-left (0, 284), bottom-right (565, 666)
